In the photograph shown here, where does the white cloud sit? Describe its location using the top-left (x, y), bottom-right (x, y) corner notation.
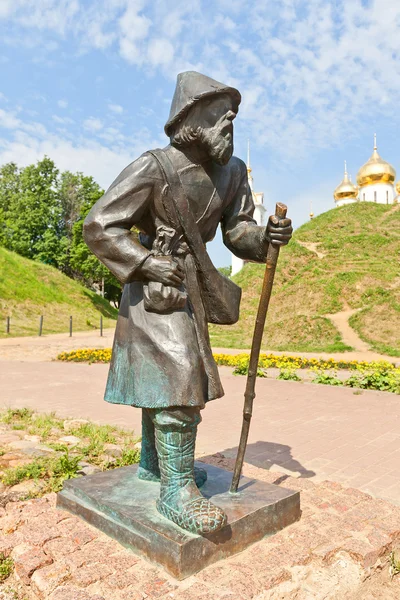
top-left (108, 103), bottom-right (123, 114)
top-left (147, 38), bottom-right (174, 66)
top-left (0, 110), bottom-right (160, 188)
top-left (0, 108), bottom-right (21, 129)
top-left (57, 99), bottom-right (68, 108)
top-left (118, 2), bottom-right (151, 42)
top-left (2, 0), bottom-right (400, 159)
top-left (52, 115), bottom-right (74, 125)
top-left (83, 117), bottom-right (103, 132)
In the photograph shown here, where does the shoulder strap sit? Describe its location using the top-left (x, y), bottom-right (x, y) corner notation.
top-left (147, 149), bottom-right (213, 276)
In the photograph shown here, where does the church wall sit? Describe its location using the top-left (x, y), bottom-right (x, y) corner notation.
top-left (335, 197), bottom-right (358, 208)
top-left (358, 183), bottom-right (395, 204)
top-left (254, 204), bottom-right (267, 227)
top-left (231, 254), bottom-right (244, 276)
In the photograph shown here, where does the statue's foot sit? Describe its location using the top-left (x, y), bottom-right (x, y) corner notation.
top-left (157, 496), bottom-right (227, 535)
top-left (138, 465), bottom-right (207, 488)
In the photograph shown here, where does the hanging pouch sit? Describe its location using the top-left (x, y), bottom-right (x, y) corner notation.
top-left (143, 225), bottom-right (187, 314)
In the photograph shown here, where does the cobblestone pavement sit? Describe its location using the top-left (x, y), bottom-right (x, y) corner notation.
top-left (1, 456), bottom-right (400, 599)
top-left (1, 361), bottom-right (400, 506)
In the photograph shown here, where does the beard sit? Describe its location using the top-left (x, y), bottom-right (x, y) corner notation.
top-left (199, 118), bottom-right (234, 166)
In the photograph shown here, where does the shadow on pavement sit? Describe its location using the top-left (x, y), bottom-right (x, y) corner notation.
top-left (213, 440), bottom-right (316, 480)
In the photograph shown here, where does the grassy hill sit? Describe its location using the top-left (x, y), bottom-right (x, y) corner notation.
top-left (0, 247), bottom-right (117, 337)
top-left (209, 203), bottom-right (400, 355)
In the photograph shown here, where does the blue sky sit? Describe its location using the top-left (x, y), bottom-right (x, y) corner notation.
top-left (1, 0), bottom-right (400, 266)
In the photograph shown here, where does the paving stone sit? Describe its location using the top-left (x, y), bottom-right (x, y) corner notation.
top-left (77, 462), bottom-right (102, 477)
top-left (0, 531), bottom-right (24, 557)
top-left (58, 436), bottom-right (82, 446)
top-left (49, 587), bottom-right (104, 600)
top-left (104, 571), bottom-right (139, 590)
top-left (7, 440), bottom-right (37, 451)
top-left (103, 443), bottom-right (123, 457)
top-left (31, 563), bottom-right (72, 598)
top-left (44, 537), bottom-right (81, 560)
top-left (18, 520), bottom-right (61, 546)
top-left (8, 458), bottom-right (35, 468)
top-left (141, 576), bottom-right (177, 598)
top-left (72, 563), bottom-right (113, 587)
top-left (56, 520), bottom-right (98, 546)
top-left (24, 435), bottom-right (42, 443)
top-left (12, 543), bottom-right (53, 583)
top-left (62, 540), bottom-right (120, 570)
top-left (107, 553), bottom-right (139, 571)
top-left (339, 538), bottom-right (381, 568)
top-left (0, 434), bottom-right (24, 444)
top-left (9, 479), bottom-right (45, 496)
top-left (0, 514), bottom-right (22, 534)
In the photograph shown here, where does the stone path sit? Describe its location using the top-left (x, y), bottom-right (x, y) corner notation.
top-left (1, 361), bottom-right (400, 506)
top-left (1, 458), bottom-right (400, 599)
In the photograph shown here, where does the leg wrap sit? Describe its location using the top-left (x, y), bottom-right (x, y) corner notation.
top-left (151, 407), bottom-right (226, 535)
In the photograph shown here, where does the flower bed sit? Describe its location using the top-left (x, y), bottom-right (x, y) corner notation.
top-left (57, 349), bottom-right (400, 394)
top-left (58, 348), bottom-right (396, 371)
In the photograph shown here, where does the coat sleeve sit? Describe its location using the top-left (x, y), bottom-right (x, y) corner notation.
top-left (83, 153), bottom-right (158, 284)
top-left (221, 158), bottom-right (268, 262)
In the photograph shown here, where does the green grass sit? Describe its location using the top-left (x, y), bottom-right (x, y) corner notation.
top-left (0, 246), bottom-right (117, 337)
top-left (0, 554), bottom-right (13, 583)
top-left (210, 203), bottom-right (400, 354)
top-left (0, 408), bottom-right (141, 495)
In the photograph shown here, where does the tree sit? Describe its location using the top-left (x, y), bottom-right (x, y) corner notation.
top-left (0, 156), bottom-right (123, 304)
top-left (4, 157), bottom-right (61, 265)
top-left (57, 171), bottom-right (104, 277)
top-left (0, 162), bottom-right (21, 247)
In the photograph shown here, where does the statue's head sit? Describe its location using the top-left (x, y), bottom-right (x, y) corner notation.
top-left (165, 71), bottom-right (241, 166)
top-left (169, 94), bottom-right (236, 165)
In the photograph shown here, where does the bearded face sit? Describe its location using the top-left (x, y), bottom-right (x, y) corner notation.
top-left (170, 94), bottom-right (236, 166)
top-left (199, 111), bottom-right (234, 165)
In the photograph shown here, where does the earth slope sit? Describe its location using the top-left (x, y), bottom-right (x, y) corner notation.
top-left (209, 203), bottom-right (400, 355)
top-left (0, 247), bottom-right (117, 337)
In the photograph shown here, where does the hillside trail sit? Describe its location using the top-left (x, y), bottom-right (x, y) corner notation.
top-left (325, 308), bottom-right (371, 353)
top-left (296, 240), bottom-right (326, 258)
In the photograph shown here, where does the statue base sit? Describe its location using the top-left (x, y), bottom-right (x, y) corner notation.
top-left (57, 463), bottom-right (301, 580)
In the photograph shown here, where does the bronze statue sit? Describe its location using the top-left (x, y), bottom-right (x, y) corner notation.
top-left (83, 71), bottom-right (292, 536)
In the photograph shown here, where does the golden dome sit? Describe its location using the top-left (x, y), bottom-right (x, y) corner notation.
top-left (396, 181), bottom-right (400, 195)
top-left (357, 135), bottom-right (396, 187)
top-left (334, 161), bottom-right (358, 202)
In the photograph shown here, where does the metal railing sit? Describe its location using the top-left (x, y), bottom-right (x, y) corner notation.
top-left (4, 315), bottom-right (107, 337)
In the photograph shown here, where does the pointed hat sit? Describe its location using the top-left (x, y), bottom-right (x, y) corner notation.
top-left (164, 71), bottom-right (241, 136)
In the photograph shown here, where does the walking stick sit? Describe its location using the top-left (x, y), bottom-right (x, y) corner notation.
top-left (230, 202), bottom-right (288, 493)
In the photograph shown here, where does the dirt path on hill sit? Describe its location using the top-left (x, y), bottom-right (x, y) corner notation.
top-left (326, 308), bottom-right (371, 353)
top-left (297, 240), bottom-right (326, 258)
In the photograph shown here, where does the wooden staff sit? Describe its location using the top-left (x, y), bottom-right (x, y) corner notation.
top-left (230, 202), bottom-right (288, 493)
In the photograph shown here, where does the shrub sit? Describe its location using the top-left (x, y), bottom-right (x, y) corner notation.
top-left (312, 370), bottom-right (342, 386)
top-left (277, 369), bottom-right (302, 382)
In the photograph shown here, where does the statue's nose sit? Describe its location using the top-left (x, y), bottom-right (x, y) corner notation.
top-left (226, 110), bottom-right (236, 121)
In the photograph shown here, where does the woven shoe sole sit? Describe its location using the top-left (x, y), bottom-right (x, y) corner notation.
top-left (157, 497), bottom-right (227, 535)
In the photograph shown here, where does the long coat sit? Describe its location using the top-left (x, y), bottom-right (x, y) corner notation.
top-left (83, 145), bottom-right (267, 409)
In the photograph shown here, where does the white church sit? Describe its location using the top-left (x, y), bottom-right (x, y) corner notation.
top-left (334, 135), bottom-right (400, 207)
top-left (231, 144), bottom-right (267, 276)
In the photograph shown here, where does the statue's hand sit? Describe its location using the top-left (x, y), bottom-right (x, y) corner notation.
top-left (140, 255), bottom-right (185, 287)
top-left (265, 215), bottom-right (293, 247)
